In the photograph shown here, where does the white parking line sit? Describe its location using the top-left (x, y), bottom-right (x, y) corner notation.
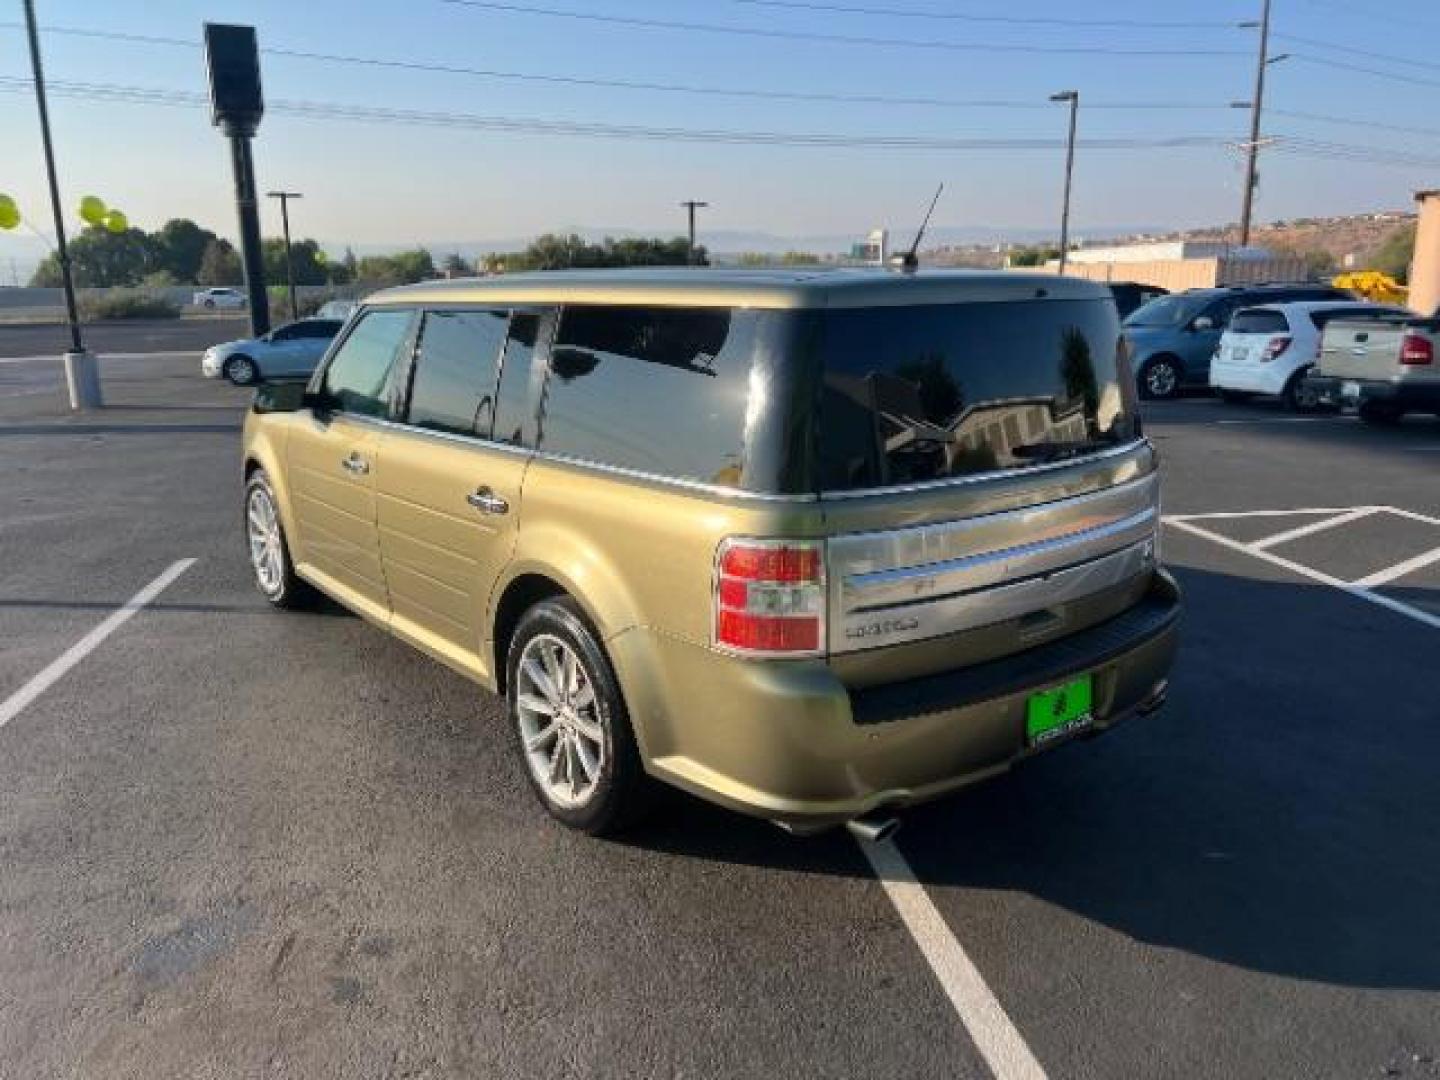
top-left (0, 350), bottom-right (197, 366)
top-left (1250, 507), bottom-right (1381, 550)
top-left (859, 838), bottom-right (1048, 1080)
top-left (0, 559), bottom-right (197, 730)
top-left (1165, 517), bottom-right (1440, 631)
top-left (1353, 545), bottom-right (1440, 589)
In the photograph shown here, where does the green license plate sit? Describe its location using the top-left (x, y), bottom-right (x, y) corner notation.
top-left (1026, 675), bottom-right (1094, 746)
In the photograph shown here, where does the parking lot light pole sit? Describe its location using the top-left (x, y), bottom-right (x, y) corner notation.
top-left (1050, 91), bottom-right (1079, 276)
top-left (266, 190), bottom-right (302, 318)
top-left (24, 0), bottom-right (101, 409)
top-left (680, 200), bottom-right (708, 265)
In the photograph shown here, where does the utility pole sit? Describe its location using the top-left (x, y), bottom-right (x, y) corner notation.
top-left (1237, 0), bottom-right (1289, 248)
top-left (680, 200), bottom-right (708, 265)
top-left (267, 190), bottom-right (302, 318)
top-left (1050, 90), bottom-right (1079, 275)
top-left (24, 0), bottom-right (101, 409)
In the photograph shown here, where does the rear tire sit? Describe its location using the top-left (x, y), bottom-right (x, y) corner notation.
top-left (1139, 357), bottom-right (1181, 401)
top-left (1359, 401), bottom-right (1403, 426)
top-left (506, 598), bottom-right (653, 835)
top-left (1281, 371), bottom-right (1319, 413)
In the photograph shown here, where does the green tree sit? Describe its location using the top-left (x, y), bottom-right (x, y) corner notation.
top-left (153, 218), bottom-right (217, 281)
top-left (29, 226), bottom-right (154, 287)
top-left (262, 238), bottom-right (329, 286)
top-left (488, 233), bottom-right (700, 273)
top-left (197, 239), bottom-right (243, 285)
top-left (1007, 245), bottom-right (1061, 268)
top-left (441, 252), bottom-right (472, 277)
top-left (355, 248), bottom-right (435, 285)
top-left (1368, 223), bottom-right (1416, 284)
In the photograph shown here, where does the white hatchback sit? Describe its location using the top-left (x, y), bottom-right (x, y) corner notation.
top-left (1210, 301), bottom-right (1412, 410)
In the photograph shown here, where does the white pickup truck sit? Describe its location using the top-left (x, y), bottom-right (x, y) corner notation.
top-left (1307, 313), bottom-right (1440, 424)
top-left (192, 287), bottom-right (247, 310)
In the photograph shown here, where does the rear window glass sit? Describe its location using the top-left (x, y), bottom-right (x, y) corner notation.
top-left (815, 300), bottom-right (1137, 491)
top-left (1230, 309), bottom-right (1289, 334)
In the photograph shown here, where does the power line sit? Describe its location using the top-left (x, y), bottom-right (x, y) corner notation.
top-left (1269, 108), bottom-right (1440, 142)
top-left (1291, 53), bottom-right (1440, 89)
top-left (0, 22), bottom-right (1235, 112)
top-left (0, 75), bottom-right (1233, 151)
top-left (1273, 31), bottom-right (1440, 74)
top-left (434, 0), bottom-right (1249, 56)
top-left (724, 0), bottom-right (1236, 30)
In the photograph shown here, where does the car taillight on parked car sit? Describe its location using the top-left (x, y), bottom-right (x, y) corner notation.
top-left (1261, 336), bottom-right (1292, 362)
top-left (715, 539), bottom-right (825, 656)
top-left (1400, 333), bottom-right (1434, 365)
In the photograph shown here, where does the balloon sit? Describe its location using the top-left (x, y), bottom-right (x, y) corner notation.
top-left (0, 194), bottom-right (18, 231)
top-left (104, 209), bottom-right (128, 234)
top-left (79, 195), bottom-right (107, 226)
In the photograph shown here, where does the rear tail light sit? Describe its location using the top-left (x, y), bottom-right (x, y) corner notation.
top-left (1401, 332), bottom-right (1434, 365)
top-left (1261, 336), bottom-right (1292, 362)
top-left (714, 539), bottom-right (825, 656)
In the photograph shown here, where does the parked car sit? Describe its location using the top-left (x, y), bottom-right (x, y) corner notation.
top-left (1307, 312), bottom-right (1440, 424)
top-left (1123, 283), bottom-right (1352, 400)
top-left (193, 287), bottom-right (247, 310)
top-left (1106, 282), bottom-right (1169, 322)
top-left (201, 318), bottom-right (344, 385)
top-left (1209, 301), bottom-right (1412, 410)
top-left (240, 268), bottom-right (1180, 836)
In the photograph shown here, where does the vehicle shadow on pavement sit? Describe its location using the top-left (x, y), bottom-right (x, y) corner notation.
top-left (632, 565), bottom-right (1440, 992)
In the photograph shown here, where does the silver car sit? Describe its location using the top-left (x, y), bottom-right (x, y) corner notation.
top-left (200, 318), bottom-right (344, 385)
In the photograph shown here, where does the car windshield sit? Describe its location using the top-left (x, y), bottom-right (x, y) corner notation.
top-left (1123, 294), bottom-right (1208, 328)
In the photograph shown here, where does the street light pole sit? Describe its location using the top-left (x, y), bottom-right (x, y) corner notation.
top-left (267, 190), bottom-right (302, 317)
top-left (680, 200), bottom-right (708, 265)
top-left (23, 0), bottom-right (101, 408)
top-left (1050, 91), bottom-right (1079, 276)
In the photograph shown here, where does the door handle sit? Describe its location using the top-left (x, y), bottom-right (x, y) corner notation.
top-left (467, 486), bottom-right (509, 515)
top-left (341, 452), bottom-right (370, 475)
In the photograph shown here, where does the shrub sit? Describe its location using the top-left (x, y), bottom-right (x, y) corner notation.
top-left (80, 290), bottom-right (181, 320)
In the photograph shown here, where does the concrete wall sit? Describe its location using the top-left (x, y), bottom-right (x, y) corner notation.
top-left (1410, 190), bottom-right (1440, 317)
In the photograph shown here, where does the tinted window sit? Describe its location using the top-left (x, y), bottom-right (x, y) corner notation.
top-left (296, 319), bottom-right (342, 339)
top-left (541, 305), bottom-right (794, 489)
top-left (406, 309), bottom-right (509, 437)
top-left (1123, 293), bottom-right (1210, 328)
top-left (1309, 306), bottom-right (1406, 329)
top-left (270, 323), bottom-right (302, 342)
top-left (816, 300), bottom-right (1137, 491)
top-left (320, 309), bottom-right (413, 417)
top-left (492, 310), bottom-right (546, 447)
top-left (1230, 308), bottom-right (1289, 334)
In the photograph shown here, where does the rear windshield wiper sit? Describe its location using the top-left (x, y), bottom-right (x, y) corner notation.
top-left (1012, 439), bottom-right (1116, 463)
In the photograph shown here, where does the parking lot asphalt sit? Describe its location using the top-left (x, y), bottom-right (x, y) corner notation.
top-left (2, 361), bottom-right (1438, 1079)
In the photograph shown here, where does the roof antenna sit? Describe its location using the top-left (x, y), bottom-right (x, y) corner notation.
top-left (889, 183), bottom-right (943, 274)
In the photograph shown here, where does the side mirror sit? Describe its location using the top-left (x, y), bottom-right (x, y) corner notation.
top-left (1191, 315), bottom-right (1216, 332)
top-left (252, 380), bottom-right (308, 414)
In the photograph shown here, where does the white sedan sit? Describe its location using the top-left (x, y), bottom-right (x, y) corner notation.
top-left (192, 287), bottom-right (248, 310)
top-left (1210, 300), bottom-right (1412, 410)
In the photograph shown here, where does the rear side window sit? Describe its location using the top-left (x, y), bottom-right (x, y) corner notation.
top-left (320, 309), bottom-right (413, 417)
top-left (406, 309), bottom-right (509, 437)
top-left (540, 305), bottom-right (765, 487)
top-left (492, 311), bottom-right (546, 447)
top-left (816, 300), bottom-right (1138, 491)
top-left (1230, 308), bottom-right (1289, 334)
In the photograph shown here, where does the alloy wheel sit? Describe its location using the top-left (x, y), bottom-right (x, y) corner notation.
top-left (246, 484), bottom-right (284, 597)
top-left (515, 633), bottom-right (606, 809)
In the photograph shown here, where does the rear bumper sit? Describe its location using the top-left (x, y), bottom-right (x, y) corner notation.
top-left (1210, 358), bottom-right (1288, 395)
top-left (612, 569), bottom-right (1181, 826)
top-left (1307, 374), bottom-right (1440, 411)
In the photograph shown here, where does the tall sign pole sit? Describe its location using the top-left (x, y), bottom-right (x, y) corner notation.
top-left (205, 24), bottom-right (270, 337)
top-left (24, 0), bottom-right (101, 409)
top-left (1239, 0), bottom-right (1272, 249)
top-left (1050, 91), bottom-right (1079, 275)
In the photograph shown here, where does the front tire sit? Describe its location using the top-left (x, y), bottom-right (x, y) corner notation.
top-left (1281, 370), bottom-right (1319, 412)
top-left (224, 354), bottom-right (258, 386)
top-left (1139, 357), bottom-right (1182, 400)
top-left (506, 598), bottom-right (652, 835)
top-left (244, 470), bottom-right (314, 610)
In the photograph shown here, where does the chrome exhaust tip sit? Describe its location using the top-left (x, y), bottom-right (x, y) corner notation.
top-left (846, 813), bottom-right (901, 843)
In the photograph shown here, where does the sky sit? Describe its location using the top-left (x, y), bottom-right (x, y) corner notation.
top-left (2, 0), bottom-right (1439, 274)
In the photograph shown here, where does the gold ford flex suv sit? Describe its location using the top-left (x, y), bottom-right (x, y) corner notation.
top-left (241, 268), bottom-right (1179, 836)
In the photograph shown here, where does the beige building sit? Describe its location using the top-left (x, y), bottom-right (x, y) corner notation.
top-left (1035, 239), bottom-right (1308, 292)
top-left (1410, 190), bottom-right (1440, 316)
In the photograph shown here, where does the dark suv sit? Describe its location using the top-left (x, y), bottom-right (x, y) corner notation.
top-left (1122, 283), bottom-right (1351, 399)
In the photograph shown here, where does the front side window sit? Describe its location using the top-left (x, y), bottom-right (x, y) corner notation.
top-left (297, 320), bottom-right (342, 339)
top-left (539, 305), bottom-right (767, 487)
top-left (319, 309), bottom-right (413, 417)
top-left (406, 309), bottom-right (510, 437)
